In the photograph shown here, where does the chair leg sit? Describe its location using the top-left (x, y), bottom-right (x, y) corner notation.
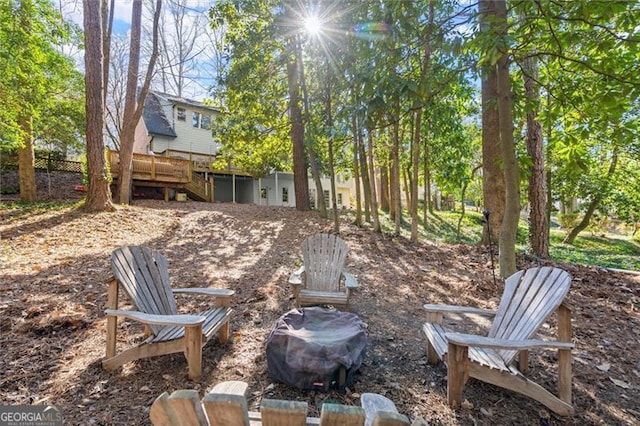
top-left (105, 279), bottom-right (119, 360)
top-left (185, 324), bottom-right (203, 380)
top-left (447, 342), bottom-right (469, 408)
top-left (218, 320), bottom-right (230, 344)
top-left (518, 350), bottom-right (529, 375)
top-left (558, 304), bottom-right (572, 405)
top-left (426, 341), bottom-right (439, 365)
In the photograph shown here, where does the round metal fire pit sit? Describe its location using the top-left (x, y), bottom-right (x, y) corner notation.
top-left (265, 307), bottom-right (367, 390)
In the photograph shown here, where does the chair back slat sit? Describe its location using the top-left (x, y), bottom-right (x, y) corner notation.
top-left (111, 246), bottom-right (178, 335)
top-left (302, 234), bottom-right (349, 292)
top-left (489, 266), bottom-right (572, 363)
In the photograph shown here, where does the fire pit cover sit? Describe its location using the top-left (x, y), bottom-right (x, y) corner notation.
top-left (266, 307), bottom-right (367, 390)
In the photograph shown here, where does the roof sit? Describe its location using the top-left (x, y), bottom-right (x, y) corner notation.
top-left (141, 90), bottom-right (222, 138)
top-left (150, 90), bottom-right (221, 113)
top-left (142, 92), bottom-right (177, 138)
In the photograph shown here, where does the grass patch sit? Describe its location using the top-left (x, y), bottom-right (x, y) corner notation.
top-left (549, 231), bottom-right (640, 271)
top-left (347, 208), bottom-right (640, 272)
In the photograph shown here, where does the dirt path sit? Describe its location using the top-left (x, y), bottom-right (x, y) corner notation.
top-left (1, 200), bottom-right (639, 425)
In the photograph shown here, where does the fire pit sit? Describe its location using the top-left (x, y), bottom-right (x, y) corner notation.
top-left (265, 307), bottom-right (367, 390)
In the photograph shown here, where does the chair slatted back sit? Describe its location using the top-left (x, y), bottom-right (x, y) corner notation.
top-left (111, 246), bottom-right (178, 335)
top-left (489, 266), bottom-right (572, 364)
top-left (301, 234), bottom-right (349, 292)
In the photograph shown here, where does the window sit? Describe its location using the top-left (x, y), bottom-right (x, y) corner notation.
top-left (337, 193), bottom-right (343, 206)
top-left (261, 188), bottom-right (267, 199)
top-left (176, 107), bottom-right (186, 121)
top-left (323, 190), bottom-right (330, 207)
top-left (192, 112), bottom-right (200, 128)
top-left (282, 187), bottom-right (289, 203)
top-left (201, 114), bottom-right (212, 130)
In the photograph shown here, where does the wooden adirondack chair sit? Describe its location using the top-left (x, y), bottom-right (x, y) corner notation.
top-left (150, 380), bottom-right (411, 426)
top-left (288, 233), bottom-right (358, 307)
top-left (103, 246), bottom-right (234, 380)
top-left (422, 266), bottom-right (574, 416)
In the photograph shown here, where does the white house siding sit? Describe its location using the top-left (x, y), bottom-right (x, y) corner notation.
top-left (254, 172), bottom-right (356, 209)
top-left (255, 172), bottom-right (296, 207)
top-left (150, 135), bottom-right (178, 155)
top-left (160, 103), bottom-right (220, 157)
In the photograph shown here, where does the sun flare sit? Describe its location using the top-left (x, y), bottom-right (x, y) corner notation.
top-left (304, 15), bottom-right (322, 36)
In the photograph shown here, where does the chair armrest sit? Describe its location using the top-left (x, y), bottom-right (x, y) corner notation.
top-left (342, 270), bottom-right (358, 288)
top-left (172, 288), bottom-right (235, 298)
top-left (445, 332), bottom-right (574, 351)
top-left (105, 309), bottom-right (205, 326)
top-left (288, 265), bottom-right (305, 285)
top-left (423, 304), bottom-right (496, 316)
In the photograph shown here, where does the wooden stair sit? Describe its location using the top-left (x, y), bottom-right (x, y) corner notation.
top-left (183, 172), bottom-right (211, 202)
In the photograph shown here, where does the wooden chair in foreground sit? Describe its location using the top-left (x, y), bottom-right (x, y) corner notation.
top-left (288, 233), bottom-right (359, 307)
top-left (150, 380), bottom-right (412, 426)
top-left (103, 246), bottom-right (234, 380)
top-left (423, 266), bottom-right (574, 416)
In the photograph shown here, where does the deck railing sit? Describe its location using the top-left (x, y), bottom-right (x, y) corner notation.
top-left (109, 150), bottom-right (191, 183)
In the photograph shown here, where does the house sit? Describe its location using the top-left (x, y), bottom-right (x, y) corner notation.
top-left (132, 90), bottom-right (355, 208)
top-left (257, 171), bottom-right (354, 209)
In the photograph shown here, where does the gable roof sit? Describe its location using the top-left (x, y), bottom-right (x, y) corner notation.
top-left (142, 91), bottom-right (177, 138)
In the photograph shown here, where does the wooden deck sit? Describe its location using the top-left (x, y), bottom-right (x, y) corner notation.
top-left (109, 150), bottom-right (212, 201)
top-left (109, 150), bottom-right (191, 184)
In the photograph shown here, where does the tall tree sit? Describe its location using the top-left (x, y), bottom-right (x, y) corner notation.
top-left (494, 0), bottom-right (520, 277)
top-left (83, 0), bottom-right (114, 211)
top-left (410, 0), bottom-right (435, 243)
top-left (0, 0), bottom-right (84, 202)
top-left (522, 54), bottom-right (548, 258)
top-left (286, 32), bottom-right (310, 211)
top-left (478, 0), bottom-right (505, 246)
top-left (115, 0), bottom-right (162, 204)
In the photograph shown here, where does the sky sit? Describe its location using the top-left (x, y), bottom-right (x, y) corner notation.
top-left (63, 0), bottom-right (219, 100)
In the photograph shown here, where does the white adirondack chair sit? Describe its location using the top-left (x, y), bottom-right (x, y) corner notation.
top-left (150, 380), bottom-right (410, 426)
top-left (422, 266), bottom-right (574, 415)
top-left (103, 246), bottom-right (234, 380)
top-left (288, 233), bottom-right (359, 307)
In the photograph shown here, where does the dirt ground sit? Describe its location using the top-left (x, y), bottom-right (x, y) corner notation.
top-left (1, 198), bottom-right (639, 426)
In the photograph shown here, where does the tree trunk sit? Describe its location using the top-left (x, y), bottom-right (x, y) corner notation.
top-left (358, 129), bottom-right (372, 223)
top-left (479, 0), bottom-right (504, 246)
top-left (403, 166), bottom-right (411, 212)
top-left (380, 162), bottom-right (390, 212)
top-left (286, 36), bottom-right (309, 211)
top-left (102, 0), bottom-right (114, 105)
top-left (367, 127), bottom-right (380, 232)
top-left (411, 110), bottom-right (421, 242)
top-left (523, 55), bottom-right (549, 258)
top-left (495, 0), bottom-right (520, 278)
top-left (298, 41), bottom-right (326, 217)
top-left (391, 115), bottom-right (402, 235)
top-left (116, 0), bottom-right (142, 204)
top-left (325, 76), bottom-right (339, 232)
top-left (117, 0), bottom-right (161, 205)
top-left (18, 116), bottom-right (36, 202)
top-left (411, 0), bottom-right (434, 243)
top-left (563, 148), bottom-right (619, 244)
top-left (352, 114), bottom-right (362, 226)
top-left (83, 0), bottom-right (114, 212)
